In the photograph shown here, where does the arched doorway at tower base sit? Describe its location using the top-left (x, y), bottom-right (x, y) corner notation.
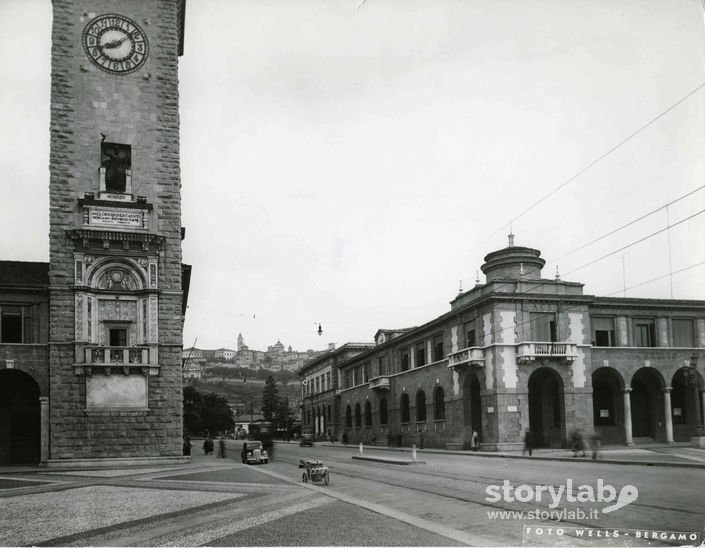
top-left (0, 369), bottom-right (41, 465)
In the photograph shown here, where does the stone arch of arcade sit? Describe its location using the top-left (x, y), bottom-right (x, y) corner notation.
top-left (628, 367), bottom-right (666, 443)
top-left (528, 367), bottom-right (566, 448)
top-left (0, 369), bottom-right (42, 465)
top-left (462, 371), bottom-right (483, 445)
top-left (592, 367), bottom-right (626, 445)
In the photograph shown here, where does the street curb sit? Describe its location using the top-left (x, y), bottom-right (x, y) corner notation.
top-left (308, 443), bottom-right (705, 469)
top-left (352, 455), bottom-right (425, 465)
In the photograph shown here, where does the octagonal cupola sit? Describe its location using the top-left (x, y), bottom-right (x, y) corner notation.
top-left (480, 234), bottom-right (545, 282)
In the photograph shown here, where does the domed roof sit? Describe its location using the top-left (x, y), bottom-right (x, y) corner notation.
top-left (480, 235), bottom-right (545, 282)
top-left (272, 339), bottom-right (285, 350)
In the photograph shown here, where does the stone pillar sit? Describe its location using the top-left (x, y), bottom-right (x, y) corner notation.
top-left (701, 391), bottom-right (705, 428)
top-left (623, 388), bottom-right (633, 446)
top-left (663, 388), bottom-right (674, 443)
top-left (39, 397), bottom-right (49, 465)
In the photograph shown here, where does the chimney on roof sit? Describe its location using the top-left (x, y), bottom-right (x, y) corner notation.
top-left (328, 343), bottom-right (335, 351)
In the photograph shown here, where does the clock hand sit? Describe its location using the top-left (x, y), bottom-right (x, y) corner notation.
top-left (100, 36), bottom-right (128, 49)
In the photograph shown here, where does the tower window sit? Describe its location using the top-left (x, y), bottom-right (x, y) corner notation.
top-left (109, 328), bottom-right (127, 346)
top-left (101, 142), bottom-right (131, 193)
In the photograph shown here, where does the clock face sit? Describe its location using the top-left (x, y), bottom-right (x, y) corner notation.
top-left (82, 14), bottom-right (149, 75)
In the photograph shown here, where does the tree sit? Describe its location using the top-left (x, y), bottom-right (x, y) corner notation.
top-left (261, 375), bottom-right (279, 422)
top-left (182, 387), bottom-right (234, 436)
top-left (183, 385), bottom-right (203, 435)
top-left (275, 395), bottom-right (296, 434)
top-left (201, 392), bottom-right (235, 434)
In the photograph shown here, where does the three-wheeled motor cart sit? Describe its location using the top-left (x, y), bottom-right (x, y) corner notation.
top-left (298, 458), bottom-right (329, 485)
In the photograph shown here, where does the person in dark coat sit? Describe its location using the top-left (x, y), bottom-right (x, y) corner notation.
top-left (523, 430), bottom-right (533, 456)
top-left (183, 436), bottom-right (192, 456)
top-left (471, 430), bottom-right (479, 451)
top-left (203, 435), bottom-right (214, 456)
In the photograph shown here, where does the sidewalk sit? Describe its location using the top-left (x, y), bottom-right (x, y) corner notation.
top-left (307, 440), bottom-right (705, 468)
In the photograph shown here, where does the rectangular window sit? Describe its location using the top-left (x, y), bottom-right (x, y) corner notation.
top-left (0, 306), bottom-right (23, 343)
top-left (378, 357), bottom-right (386, 377)
top-left (401, 349), bottom-right (410, 372)
top-left (672, 319), bottom-right (694, 347)
top-left (416, 343), bottom-right (426, 367)
top-left (593, 317), bottom-right (615, 347)
top-left (464, 320), bottom-right (476, 347)
top-left (530, 312), bottom-right (556, 342)
top-left (633, 319), bottom-right (656, 347)
top-left (363, 363), bottom-right (370, 383)
top-left (433, 335), bottom-right (444, 362)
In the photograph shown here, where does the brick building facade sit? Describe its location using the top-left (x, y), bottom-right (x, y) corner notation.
top-left (0, 1), bottom-right (190, 466)
top-left (330, 240), bottom-right (705, 450)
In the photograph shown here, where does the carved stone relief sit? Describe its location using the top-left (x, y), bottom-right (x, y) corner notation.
top-left (97, 268), bottom-right (138, 290)
top-left (75, 294), bottom-right (84, 340)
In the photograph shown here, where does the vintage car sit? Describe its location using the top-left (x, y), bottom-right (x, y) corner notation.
top-left (299, 433), bottom-right (314, 447)
top-left (241, 441), bottom-right (269, 464)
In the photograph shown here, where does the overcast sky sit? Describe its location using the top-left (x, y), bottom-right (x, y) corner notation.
top-left (1, 0), bottom-right (704, 353)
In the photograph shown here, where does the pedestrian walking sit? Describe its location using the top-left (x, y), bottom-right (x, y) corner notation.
top-left (471, 430), bottom-right (479, 452)
top-left (523, 430), bottom-right (533, 456)
top-left (217, 435), bottom-right (226, 458)
top-left (203, 435), bottom-right (214, 456)
top-left (590, 431), bottom-right (602, 460)
top-left (571, 429), bottom-right (586, 457)
top-left (182, 436), bottom-right (192, 456)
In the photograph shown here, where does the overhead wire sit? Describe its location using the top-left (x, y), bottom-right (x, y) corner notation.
top-left (369, 82), bottom-right (705, 314)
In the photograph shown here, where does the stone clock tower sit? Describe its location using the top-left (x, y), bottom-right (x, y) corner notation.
top-left (48, 1), bottom-right (187, 464)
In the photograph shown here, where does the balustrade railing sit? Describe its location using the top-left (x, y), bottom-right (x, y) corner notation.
top-left (85, 346), bottom-right (149, 365)
top-left (447, 347), bottom-right (484, 369)
top-left (517, 342), bottom-right (577, 363)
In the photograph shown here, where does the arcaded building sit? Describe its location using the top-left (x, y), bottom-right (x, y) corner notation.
top-left (334, 239), bottom-right (705, 450)
top-left (0, 1), bottom-right (190, 465)
top-left (299, 343), bottom-right (374, 440)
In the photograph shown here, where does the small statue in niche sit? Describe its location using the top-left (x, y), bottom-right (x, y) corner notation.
top-left (101, 141), bottom-right (131, 193)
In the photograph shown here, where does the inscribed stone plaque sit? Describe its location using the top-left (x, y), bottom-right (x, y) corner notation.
top-left (89, 207), bottom-right (142, 227)
top-left (87, 376), bottom-right (147, 408)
